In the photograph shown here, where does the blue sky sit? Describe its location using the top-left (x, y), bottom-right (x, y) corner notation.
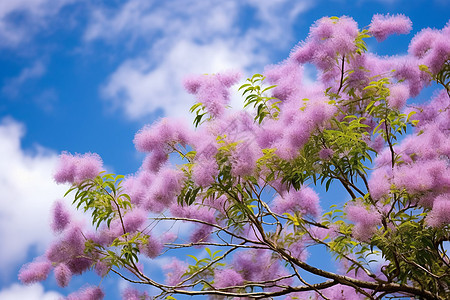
top-left (0, 0), bottom-right (449, 299)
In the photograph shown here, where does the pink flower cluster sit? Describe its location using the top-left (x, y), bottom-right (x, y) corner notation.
top-left (272, 187), bottom-right (320, 218)
top-left (183, 71), bottom-right (241, 117)
top-left (66, 285), bottom-right (104, 300)
top-left (214, 268), bottom-right (244, 289)
top-left (409, 20), bottom-right (450, 73)
top-left (54, 152), bottom-right (103, 184)
top-left (368, 14), bottom-right (412, 42)
top-left (292, 16), bottom-right (359, 71)
top-left (231, 249), bottom-right (293, 290)
top-left (121, 288), bottom-right (150, 300)
top-left (134, 118), bottom-right (191, 171)
top-left (163, 258), bottom-right (188, 286)
top-left (346, 202), bottom-right (382, 241)
top-left (124, 168), bottom-right (184, 213)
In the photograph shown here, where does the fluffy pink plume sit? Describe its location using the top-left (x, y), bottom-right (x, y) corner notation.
top-left (122, 288), bottom-right (150, 300)
top-left (18, 258), bottom-right (52, 284)
top-left (426, 193), bottom-right (450, 227)
top-left (214, 269), bottom-right (244, 288)
top-left (54, 152), bottom-right (103, 184)
top-left (388, 83), bottom-right (410, 109)
top-left (50, 200), bottom-right (72, 233)
top-left (54, 263), bottom-right (72, 287)
top-left (346, 202), bottom-right (382, 241)
top-left (140, 235), bottom-right (163, 259)
top-left (368, 167), bottom-right (392, 200)
top-left (163, 259), bottom-right (188, 286)
top-left (272, 187), bottom-right (320, 217)
top-left (232, 249), bottom-right (292, 287)
top-left (265, 60), bottom-right (304, 101)
top-left (318, 148), bottom-right (334, 160)
top-left (122, 207), bottom-right (147, 233)
top-left (183, 71), bottom-right (241, 117)
top-left (369, 14), bottom-right (412, 41)
top-left (66, 285), bottom-right (104, 300)
top-left (291, 16), bottom-right (359, 70)
top-left (46, 223), bottom-right (92, 275)
top-left (409, 28), bottom-right (440, 58)
top-left (133, 118), bottom-right (190, 153)
top-left (230, 141), bottom-right (259, 177)
top-left (147, 168), bottom-right (184, 209)
top-left (192, 157), bottom-right (219, 187)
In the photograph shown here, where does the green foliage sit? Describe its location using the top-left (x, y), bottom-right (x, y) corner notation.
top-left (354, 29), bottom-right (371, 55)
top-left (420, 60), bottom-right (450, 95)
top-left (66, 172), bottom-right (131, 229)
top-left (239, 74), bottom-right (280, 123)
top-left (184, 248), bottom-right (226, 290)
top-left (190, 102), bottom-right (209, 128)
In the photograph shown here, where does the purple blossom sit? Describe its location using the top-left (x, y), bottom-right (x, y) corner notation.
top-left (54, 263), bottom-right (72, 287)
top-left (272, 187), bottom-right (320, 217)
top-left (369, 14), bottom-right (412, 41)
top-left (214, 269), bottom-right (244, 288)
top-left (94, 260), bottom-right (109, 277)
top-left (426, 193), bottom-right (450, 227)
top-left (409, 28), bottom-right (440, 58)
top-left (148, 168), bottom-right (184, 209)
top-left (140, 235), bottom-right (163, 259)
top-left (232, 249), bottom-right (291, 286)
top-left (393, 159), bottom-right (449, 195)
top-left (265, 60), bottom-right (303, 101)
top-left (321, 284), bottom-right (365, 299)
top-left (368, 167), bottom-right (392, 200)
top-left (133, 118), bottom-right (190, 153)
top-left (183, 71), bottom-right (241, 117)
top-left (54, 152), bottom-right (103, 184)
top-left (66, 257), bottom-right (93, 275)
top-left (46, 223), bottom-right (92, 274)
top-left (318, 148), bottom-right (334, 160)
top-left (423, 35), bottom-right (450, 74)
top-left (123, 171), bottom-right (155, 207)
top-left (122, 288), bottom-right (150, 300)
top-left (231, 141), bottom-right (259, 177)
top-left (346, 202), bottom-right (381, 242)
top-left (122, 208), bottom-right (147, 233)
top-left (51, 200), bottom-right (72, 233)
top-left (368, 135), bottom-right (385, 153)
top-left (142, 150), bottom-right (168, 172)
top-left (291, 16), bottom-right (359, 70)
top-left (18, 257), bottom-right (52, 284)
top-left (310, 224), bottom-right (340, 242)
top-left (388, 83), bottom-right (409, 109)
top-left (190, 224), bottom-right (212, 244)
top-left (66, 285), bottom-right (104, 300)
top-left (163, 258), bottom-right (188, 286)
top-left (392, 56), bottom-right (425, 97)
top-left (191, 130), bottom-right (218, 159)
top-left (161, 232), bottom-right (177, 243)
top-left (192, 157), bottom-right (218, 187)
top-left (170, 203), bottom-right (216, 224)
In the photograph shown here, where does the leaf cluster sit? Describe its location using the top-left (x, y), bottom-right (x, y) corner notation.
top-left (239, 74), bottom-right (280, 123)
top-left (66, 172), bottom-right (131, 229)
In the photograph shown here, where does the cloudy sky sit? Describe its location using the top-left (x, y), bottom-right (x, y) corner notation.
top-left (0, 0), bottom-right (449, 299)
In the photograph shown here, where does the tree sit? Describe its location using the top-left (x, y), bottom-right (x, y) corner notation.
top-left (19, 14), bottom-right (449, 300)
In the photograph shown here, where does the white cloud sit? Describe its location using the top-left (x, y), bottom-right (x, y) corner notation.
top-left (101, 38), bottom-right (257, 120)
top-left (0, 117), bottom-right (68, 279)
top-left (0, 283), bottom-right (61, 300)
top-left (0, 0), bottom-right (76, 48)
top-left (2, 61), bottom-right (46, 98)
top-left (87, 0), bottom-right (315, 120)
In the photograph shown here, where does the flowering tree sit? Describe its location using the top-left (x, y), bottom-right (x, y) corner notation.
top-left (19, 15), bottom-right (449, 300)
